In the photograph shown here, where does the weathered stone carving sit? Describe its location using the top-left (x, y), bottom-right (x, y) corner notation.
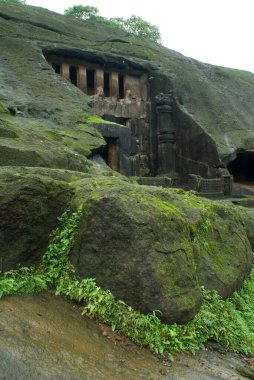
top-left (44, 53), bottom-right (234, 194)
top-left (155, 92), bottom-right (177, 177)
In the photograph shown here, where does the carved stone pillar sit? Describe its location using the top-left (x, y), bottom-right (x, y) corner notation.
top-left (156, 93), bottom-right (177, 177)
top-left (95, 69), bottom-right (104, 91)
top-left (110, 72), bottom-right (119, 98)
top-left (61, 63), bottom-right (70, 80)
top-left (77, 66), bottom-right (87, 93)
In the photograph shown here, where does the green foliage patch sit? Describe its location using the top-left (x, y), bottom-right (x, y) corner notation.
top-left (0, 208), bottom-right (254, 359)
top-left (0, 0), bottom-right (26, 4)
top-left (64, 5), bottom-right (161, 42)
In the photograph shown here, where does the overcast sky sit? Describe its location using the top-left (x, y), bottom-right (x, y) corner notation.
top-left (26, 0), bottom-right (254, 73)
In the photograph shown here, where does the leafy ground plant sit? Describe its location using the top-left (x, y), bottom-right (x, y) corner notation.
top-left (0, 207), bottom-right (254, 359)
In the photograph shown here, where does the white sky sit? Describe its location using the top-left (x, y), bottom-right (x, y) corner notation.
top-left (26, 0), bottom-right (254, 73)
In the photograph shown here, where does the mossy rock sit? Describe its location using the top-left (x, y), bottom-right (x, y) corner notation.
top-left (191, 203), bottom-right (254, 297)
top-left (1, 2), bottom-right (254, 164)
top-left (240, 207), bottom-right (254, 251)
top-left (69, 178), bottom-right (253, 322)
top-left (0, 167), bottom-right (72, 270)
top-left (0, 116), bottom-right (97, 170)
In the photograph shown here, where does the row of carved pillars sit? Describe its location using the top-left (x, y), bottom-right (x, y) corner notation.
top-left (58, 63), bottom-right (120, 97)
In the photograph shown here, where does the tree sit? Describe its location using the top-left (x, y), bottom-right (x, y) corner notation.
top-left (124, 15), bottom-right (161, 43)
top-left (64, 5), bottom-right (161, 43)
top-left (64, 5), bottom-right (99, 20)
top-left (0, 0), bottom-right (26, 3)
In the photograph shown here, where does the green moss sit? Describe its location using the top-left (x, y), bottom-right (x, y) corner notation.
top-left (0, 102), bottom-right (8, 114)
top-left (87, 115), bottom-right (127, 127)
top-left (43, 130), bottom-right (62, 141)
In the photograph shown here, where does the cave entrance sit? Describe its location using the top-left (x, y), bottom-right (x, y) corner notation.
top-left (87, 69), bottom-right (95, 95)
top-left (119, 74), bottom-right (125, 99)
top-left (52, 63), bottom-right (61, 74)
top-left (101, 138), bottom-right (120, 172)
top-left (69, 66), bottom-right (78, 86)
top-left (227, 151), bottom-right (254, 184)
top-left (104, 72), bottom-right (110, 97)
top-left (102, 114), bottom-right (129, 126)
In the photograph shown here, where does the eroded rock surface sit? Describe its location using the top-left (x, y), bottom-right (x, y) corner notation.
top-left (1, 2), bottom-right (254, 174)
top-left (70, 177), bottom-right (253, 322)
top-left (0, 166), bottom-right (253, 323)
top-left (0, 167), bottom-right (72, 270)
top-left (0, 292), bottom-right (252, 380)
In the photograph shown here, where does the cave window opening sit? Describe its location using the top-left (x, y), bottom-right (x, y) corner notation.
top-left (52, 63), bottom-right (61, 74)
top-left (87, 69), bottom-right (95, 95)
top-left (104, 72), bottom-right (110, 97)
top-left (101, 137), bottom-right (120, 172)
top-left (119, 74), bottom-right (125, 99)
top-left (227, 151), bottom-right (254, 183)
top-left (116, 117), bottom-right (129, 126)
top-left (69, 66), bottom-right (78, 86)
top-left (102, 115), bottom-right (129, 126)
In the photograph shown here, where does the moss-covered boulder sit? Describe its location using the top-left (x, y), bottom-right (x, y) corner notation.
top-left (191, 203), bottom-right (253, 297)
top-left (0, 167), bottom-right (73, 270)
top-left (240, 207), bottom-right (254, 251)
top-left (69, 178), bottom-right (253, 323)
top-left (0, 116), bottom-right (97, 170)
top-left (0, 166), bottom-right (252, 323)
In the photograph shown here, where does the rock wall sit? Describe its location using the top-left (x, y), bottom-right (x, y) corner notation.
top-left (1, 3), bottom-right (254, 180)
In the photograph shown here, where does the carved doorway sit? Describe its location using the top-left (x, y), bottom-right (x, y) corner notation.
top-left (101, 138), bottom-right (120, 172)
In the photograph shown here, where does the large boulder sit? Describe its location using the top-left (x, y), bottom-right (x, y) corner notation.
top-left (0, 167), bottom-right (252, 323)
top-left (191, 203), bottom-right (254, 297)
top-left (0, 114), bottom-right (104, 171)
top-left (0, 167), bottom-right (73, 270)
top-left (240, 207), bottom-right (254, 251)
top-left (70, 178), bottom-right (254, 323)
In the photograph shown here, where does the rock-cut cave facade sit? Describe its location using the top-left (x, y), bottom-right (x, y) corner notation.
top-left (44, 50), bottom-right (233, 197)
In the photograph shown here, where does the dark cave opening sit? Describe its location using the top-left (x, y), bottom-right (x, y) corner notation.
top-left (227, 151), bottom-right (254, 182)
top-left (101, 137), bottom-right (120, 172)
top-left (52, 63), bottom-right (61, 74)
top-left (118, 74), bottom-right (125, 99)
top-left (102, 114), bottom-right (128, 126)
top-left (87, 69), bottom-right (95, 95)
top-left (69, 66), bottom-right (78, 86)
top-left (104, 72), bottom-right (110, 97)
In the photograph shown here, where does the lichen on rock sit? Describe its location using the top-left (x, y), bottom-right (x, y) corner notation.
top-left (69, 177), bottom-right (253, 323)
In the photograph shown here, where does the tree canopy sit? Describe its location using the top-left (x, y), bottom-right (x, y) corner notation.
top-left (0, 0), bottom-right (26, 3)
top-left (64, 5), bottom-right (161, 43)
top-left (64, 5), bottom-right (99, 20)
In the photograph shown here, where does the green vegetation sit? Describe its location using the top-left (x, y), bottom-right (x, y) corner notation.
top-left (64, 5), bottom-right (99, 20)
top-left (0, 0), bottom-right (25, 3)
top-left (87, 115), bottom-right (127, 127)
top-left (0, 207), bottom-right (253, 359)
top-left (64, 5), bottom-right (161, 43)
